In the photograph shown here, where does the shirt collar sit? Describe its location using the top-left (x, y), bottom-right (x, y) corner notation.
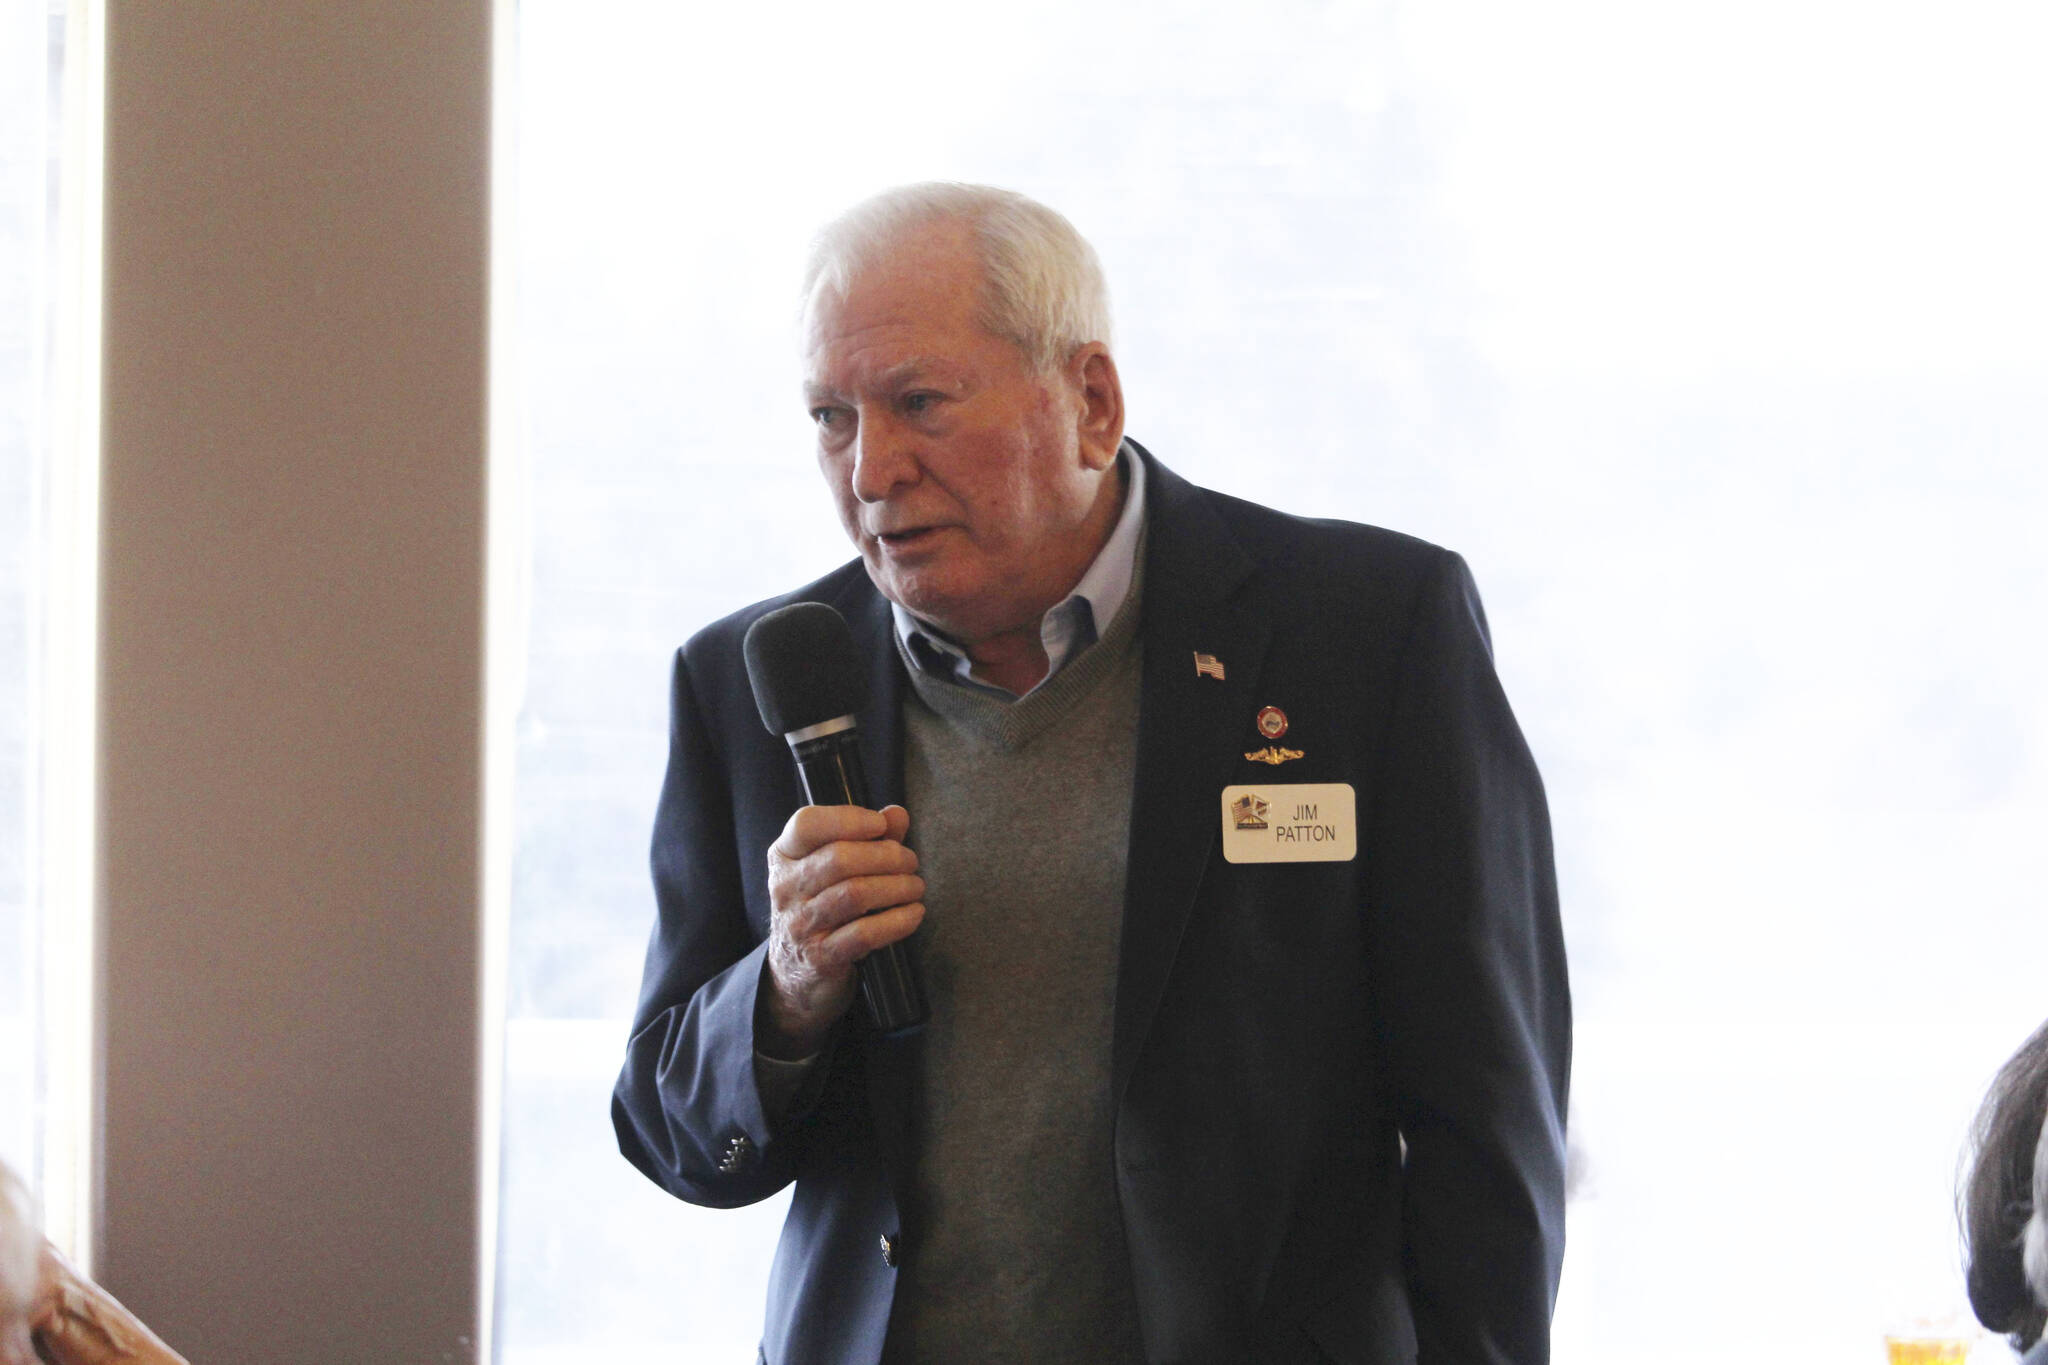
top-left (892, 442), bottom-right (1148, 698)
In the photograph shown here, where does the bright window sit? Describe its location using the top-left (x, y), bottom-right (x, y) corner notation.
top-left (0, 0), bottom-right (45, 1194)
top-left (0, 0), bottom-right (97, 1254)
top-left (497, 2), bottom-right (2048, 1360)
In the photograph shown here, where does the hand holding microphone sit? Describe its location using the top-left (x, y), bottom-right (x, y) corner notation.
top-left (745, 603), bottom-right (930, 1052)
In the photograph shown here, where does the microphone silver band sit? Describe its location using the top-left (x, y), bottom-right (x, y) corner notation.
top-left (783, 714), bottom-right (857, 746)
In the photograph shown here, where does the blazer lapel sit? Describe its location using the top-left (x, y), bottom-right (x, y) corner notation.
top-left (1114, 445), bottom-right (1270, 1110)
top-left (833, 575), bottom-right (924, 1214)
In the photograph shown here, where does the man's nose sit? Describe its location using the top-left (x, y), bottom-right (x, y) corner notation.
top-left (848, 415), bottom-right (919, 504)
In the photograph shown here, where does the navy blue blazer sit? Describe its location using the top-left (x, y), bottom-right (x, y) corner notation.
top-left (613, 444), bottom-right (1570, 1364)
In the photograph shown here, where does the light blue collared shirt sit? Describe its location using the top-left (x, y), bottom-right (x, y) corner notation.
top-left (891, 445), bottom-right (1147, 699)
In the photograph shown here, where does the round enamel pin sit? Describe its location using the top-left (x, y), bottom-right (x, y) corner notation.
top-left (1256, 705), bottom-right (1289, 739)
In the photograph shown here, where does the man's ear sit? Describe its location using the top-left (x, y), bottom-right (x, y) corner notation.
top-left (1068, 343), bottom-right (1125, 471)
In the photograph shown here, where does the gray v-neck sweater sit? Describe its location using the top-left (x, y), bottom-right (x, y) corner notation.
top-left (880, 572), bottom-right (1148, 1364)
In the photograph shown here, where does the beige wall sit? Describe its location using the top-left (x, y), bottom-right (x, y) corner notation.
top-left (96, 4), bottom-right (493, 1361)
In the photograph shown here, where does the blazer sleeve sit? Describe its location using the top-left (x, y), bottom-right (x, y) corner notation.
top-left (610, 646), bottom-right (801, 1208)
top-left (1366, 548), bottom-right (1571, 1364)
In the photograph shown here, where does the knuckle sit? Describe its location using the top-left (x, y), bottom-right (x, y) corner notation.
top-left (815, 878), bottom-right (865, 925)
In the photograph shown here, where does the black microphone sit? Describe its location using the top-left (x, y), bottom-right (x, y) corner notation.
top-left (743, 601), bottom-right (928, 1035)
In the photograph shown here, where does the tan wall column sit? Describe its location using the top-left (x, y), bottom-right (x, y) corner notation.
top-left (97, 4), bottom-right (492, 1361)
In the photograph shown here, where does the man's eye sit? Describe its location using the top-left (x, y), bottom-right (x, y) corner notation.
top-left (810, 407), bottom-right (842, 429)
top-left (903, 392), bottom-right (937, 415)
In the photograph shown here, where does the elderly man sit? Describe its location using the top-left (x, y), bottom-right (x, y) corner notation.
top-left (1962, 1019), bottom-right (2048, 1364)
top-left (1, 1165), bottom-right (31, 1365)
top-left (613, 183), bottom-right (1570, 1364)
top-left (1, 1162), bottom-right (189, 1365)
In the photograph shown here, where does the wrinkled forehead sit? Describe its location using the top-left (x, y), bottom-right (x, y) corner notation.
top-left (801, 273), bottom-right (1014, 406)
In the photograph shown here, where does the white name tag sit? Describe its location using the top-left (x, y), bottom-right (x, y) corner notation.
top-left (1220, 783), bottom-right (1358, 863)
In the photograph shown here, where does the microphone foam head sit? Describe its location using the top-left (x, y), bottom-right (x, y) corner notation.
top-left (744, 601), bottom-right (868, 736)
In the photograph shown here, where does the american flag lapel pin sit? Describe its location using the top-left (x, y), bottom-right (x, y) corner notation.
top-left (1193, 651), bottom-right (1226, 681)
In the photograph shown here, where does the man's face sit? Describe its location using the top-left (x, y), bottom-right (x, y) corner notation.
top-left (802, 223), bottom-right (1114, 645)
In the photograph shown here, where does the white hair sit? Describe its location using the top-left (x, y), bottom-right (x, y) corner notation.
top-left (802, 182), bottom-right (1113, 372)
top-left (0, 1161), bottom-right (36, 1321)
top-left (2028, 1103), bottom-right (2048, 1309)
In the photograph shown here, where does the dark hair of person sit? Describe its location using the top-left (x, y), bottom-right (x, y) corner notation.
top-left (1961, 1016), bottom-right (2048, 1351)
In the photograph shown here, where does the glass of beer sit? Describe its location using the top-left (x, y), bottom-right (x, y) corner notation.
top-left (1881, 1333), bottom-right (1970, 1365)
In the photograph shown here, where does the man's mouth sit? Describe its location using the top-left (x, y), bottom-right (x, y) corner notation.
top-left (875, 526), bottom-right (942, 548)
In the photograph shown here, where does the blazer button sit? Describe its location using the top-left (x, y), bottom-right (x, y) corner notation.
top-left (718, 1134), bottom-right (756, 1174)
top-left (879, 1233), bottom-right (899, 1268)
